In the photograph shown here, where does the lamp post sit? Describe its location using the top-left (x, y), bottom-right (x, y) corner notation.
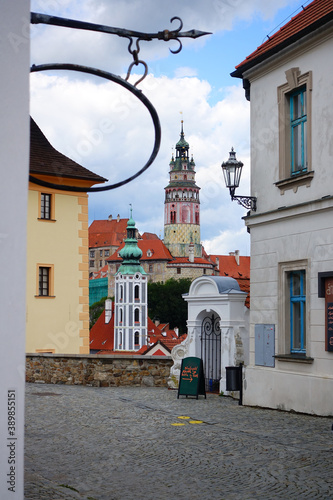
top-left (221, 147), bottom-right (257, 211)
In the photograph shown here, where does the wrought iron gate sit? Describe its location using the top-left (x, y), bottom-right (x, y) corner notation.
top-left (201, 314), bottom-right (221, 392)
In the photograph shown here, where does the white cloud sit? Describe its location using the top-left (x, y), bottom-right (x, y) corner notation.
top-left (29, 0), bottom-right (300, 256)
top-left (174, 67), bottom-right (198, 78)
top-left (203, 227), bottom-right (250, 256)
top-left (30, 66), bottom-right (251, 254)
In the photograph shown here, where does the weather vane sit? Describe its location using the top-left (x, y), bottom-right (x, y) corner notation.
top-left (29, 13), bottom-right (210, 193)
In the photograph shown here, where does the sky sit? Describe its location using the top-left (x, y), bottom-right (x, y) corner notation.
top-left (30, 0), bottom-right (308, 256)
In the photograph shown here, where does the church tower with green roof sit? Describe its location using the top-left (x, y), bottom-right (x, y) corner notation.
top-left (114, 209), bottom-right (148, 351)
top-left (164, 121), bottom-right (202, 258)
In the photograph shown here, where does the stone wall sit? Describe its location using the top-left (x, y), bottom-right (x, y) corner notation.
top-left (26, 354), bottom-right (173, 387)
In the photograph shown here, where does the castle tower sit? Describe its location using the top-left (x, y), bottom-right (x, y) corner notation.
top-left (164, 121), bottom-right (201, 257)
top-left (114, 209), bottom-right (148, 351)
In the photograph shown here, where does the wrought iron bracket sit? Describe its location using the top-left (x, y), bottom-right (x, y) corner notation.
top-left (29, 63), bottom-right (161, 193)
top-left (29, 13), bottom-right (210, 192)
top-left (31, 13), bottom-right (211, 75)
top-left (232, 194), bottom-right (257, 211)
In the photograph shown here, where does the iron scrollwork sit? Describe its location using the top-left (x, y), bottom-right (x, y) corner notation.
top-left (201, 314), bottom-right (221, 338)
top-left (30, 13), bottom-right (210, 192)
top-left (232, 194), bottom-right (257, 211)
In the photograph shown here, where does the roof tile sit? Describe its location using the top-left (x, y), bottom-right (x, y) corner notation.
top-left (30, 118), bottom-right (107, 183)
top-left (89, 219), bottom-right (129, 248)
top-left (234, 0), bottom-right (333, 75)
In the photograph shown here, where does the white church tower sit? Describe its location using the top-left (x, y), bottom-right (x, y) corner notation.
top-left (114, 209), bottom-right (148, 351)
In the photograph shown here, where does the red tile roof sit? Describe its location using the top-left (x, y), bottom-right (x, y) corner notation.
top-left (89, 304), bottom-right (184, 354)
top-left (89, 219), bottom-right (129, 249)
top-left (141, 232), bottom-right (160, 240)
top-left (233, 0), bottom-right (333, 77)
top-left (90, 264), bottom-right (108, 280)
top-left (210, 254), bottom-right (250, 278)
top-left (90, 308), bottom-right (115, 351)
top-left (167, 257), bottom-right (215, 267)
top-left (210, 254), bottom-right (250, 308)
top-left (108, 238), bottom-right (173, 262)
top-left (151, 348), bottom-right (168, 356)
top-left (30, 118), bottom-right (107, 183)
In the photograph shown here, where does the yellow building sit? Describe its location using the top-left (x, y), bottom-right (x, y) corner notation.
top-left (26, 118), bottom-right (106, 354)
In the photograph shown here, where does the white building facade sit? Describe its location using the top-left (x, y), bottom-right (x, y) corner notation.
top-left (232, 1), bottom-right (333, 415)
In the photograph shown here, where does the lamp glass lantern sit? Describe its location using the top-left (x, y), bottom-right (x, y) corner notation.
top-left (222, 147), bottom-right (243, 198)
top-left (221, 147), bottom-right (257, 211)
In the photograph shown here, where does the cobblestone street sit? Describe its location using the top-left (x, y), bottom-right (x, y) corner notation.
top-left (24, 383), bottom-right (333, 500)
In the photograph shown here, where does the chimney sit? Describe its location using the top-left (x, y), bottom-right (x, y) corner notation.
top-left (117, 214), bottom-right (120, 222)
top-left (154, 318), bottom-right (160, 327)
top-left (235, 250), bottom-right (240, 266)
top-left (174, 327), bottom-right (179, 337)
top-left (108, 214), bottom-right (112, 221)
top-left (105, 299), bottom-right (112, 324)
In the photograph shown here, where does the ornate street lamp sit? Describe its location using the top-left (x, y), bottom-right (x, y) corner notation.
top-left (221, 147), bottom-right (257, 211)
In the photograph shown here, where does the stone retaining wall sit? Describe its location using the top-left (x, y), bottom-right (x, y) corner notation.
top-left (26, 354), bottom-right (173, 387)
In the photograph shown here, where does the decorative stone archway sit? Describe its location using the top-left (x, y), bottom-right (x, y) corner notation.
top-left (169, 276), bottom-right (249, 393)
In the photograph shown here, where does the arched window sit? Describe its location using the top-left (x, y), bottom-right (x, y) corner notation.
top-left (119, 331), bottom-right (122, 346)
top-left (134, 308), bottom-right (140, 323)
top-left (134, 285), bottom-right (140, 300)
top-left (119, 309), bottom-right (123, 324)
top-left (134, 331), bottom-right (140, 347)
top-left (120, 285), bottom-right (123, 301)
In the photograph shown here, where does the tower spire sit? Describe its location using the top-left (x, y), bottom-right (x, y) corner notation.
top-left (163, 122), bottom-right (201, 258)
top-left (180, 119), bottom-right (184, 139)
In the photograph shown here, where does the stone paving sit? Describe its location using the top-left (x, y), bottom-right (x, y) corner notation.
top-left (24, 383), bottom-right (333, 500)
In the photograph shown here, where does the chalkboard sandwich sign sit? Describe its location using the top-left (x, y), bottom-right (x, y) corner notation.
top-left (177, 357), bottom-right (206, 399)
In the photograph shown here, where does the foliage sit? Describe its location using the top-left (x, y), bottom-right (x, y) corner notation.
top-left (89, 296), bottom-right (108, 329)
top-left (147, 278), bottom-right (192, 335)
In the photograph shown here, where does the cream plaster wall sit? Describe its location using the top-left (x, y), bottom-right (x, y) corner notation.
top-left (26, 186), bottom-right (89, 354)
top-left (242, 27), bottom-right (333, 415)
top-left (247, 31), bottom-right (333, 213)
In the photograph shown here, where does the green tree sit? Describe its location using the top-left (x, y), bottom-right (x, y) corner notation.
top-left (148, 278), bottom-right (192, 335)
top-left (89, 296), bottom-right (108, 329)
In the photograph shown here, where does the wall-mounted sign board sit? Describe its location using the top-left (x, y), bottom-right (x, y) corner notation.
top-left (177, 357), bottom-right (206, 399)
top-left (325, 278), bottom-right (333, 352)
